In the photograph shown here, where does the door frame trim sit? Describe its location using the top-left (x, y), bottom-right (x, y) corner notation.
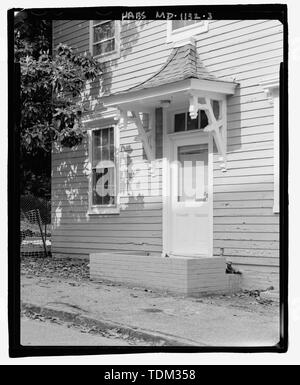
top-left (162, 110), bottom-right (213, 257)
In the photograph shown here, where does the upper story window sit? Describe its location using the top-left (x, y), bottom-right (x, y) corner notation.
top-left (89, 20), bottom-right (120, 62)
top-left (172, 20), bottom-right (202, 30)
top-left (167, 20), bottom-right (209, 45)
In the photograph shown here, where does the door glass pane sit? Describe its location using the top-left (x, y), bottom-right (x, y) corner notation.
top-left (174, 113), bottom-right (185, 132)
top-left (177, 144), bottom-right (208, 202)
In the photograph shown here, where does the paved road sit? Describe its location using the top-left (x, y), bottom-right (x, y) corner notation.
top-left (21, 317), bottom-right (130, 346)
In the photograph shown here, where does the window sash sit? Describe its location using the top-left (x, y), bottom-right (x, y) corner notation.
top-left (93, 39), bottom-right (115, 57)
top-left (93, 21), bottom-right (115, 43)
top-left (90, 127), bottom-right (117, 208)
top-left (166, 20), bottom-right (209, 44)
top-left (92, 20), bottom-right (116, 56)
top-left (92, 167), bottom-right (116, 206)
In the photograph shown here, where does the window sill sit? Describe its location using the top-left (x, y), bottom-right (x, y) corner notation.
top-left (88, 207), bottom-right (120, 215)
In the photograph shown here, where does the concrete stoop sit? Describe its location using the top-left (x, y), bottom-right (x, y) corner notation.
top-left (90, 253), bottom-right (242, 296)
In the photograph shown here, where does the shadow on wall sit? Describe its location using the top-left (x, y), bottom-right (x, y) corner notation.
top-left (226, 84), bottom-right (242, 153)
top-left (81, 20), bottom-right (148, 110)
top-left (52, 140), bottom-right (152, 230)
top-left (52, 21), bottom-right (150, 228)
top-left (51, 133), bottom-right (166, 256)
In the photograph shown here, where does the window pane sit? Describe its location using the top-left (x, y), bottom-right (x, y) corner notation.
top-left (177, 144), bottom-right (208, 202)
top-left (92, 130), bottom-right (101, 166)
top-left (93, 39), bottom-right (115, 56)
top-left (92, 127), bottom-right (114, 165)
top-left (100, 146), bottom-right (109, 161)
top-left (109, 145), bottom-right (115, 161)
top-left (101, 128), bottom-right (108, 145)
top-left (174, 113), bottom-right (186, 132)
top-left (92, 168), bottom-right (115, 205)
top-left (187, 111), bottom-right (199, 131)
top-left (172, 20), bottom-right (200, 30)
top-left (93, 21), bottom-right (115, 42)
top-left (200, 110), bottom-right (208, 129)
top-left (109, 128), bottom-right (115, 161)
top-left (109, 127), bottom-right (114, 144)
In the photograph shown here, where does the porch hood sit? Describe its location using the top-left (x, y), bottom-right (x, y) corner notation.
top-left (102, 41), bottom-right (238, 170)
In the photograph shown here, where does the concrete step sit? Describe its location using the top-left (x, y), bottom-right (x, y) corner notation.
top-left (90, 253), bottom-right (242, 296)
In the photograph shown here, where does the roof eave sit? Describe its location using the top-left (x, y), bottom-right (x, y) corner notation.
top-left (102, 78), bottom-right (238, 109)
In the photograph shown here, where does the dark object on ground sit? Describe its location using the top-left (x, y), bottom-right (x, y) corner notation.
top-left (226, 262), bottom-right (242, 275)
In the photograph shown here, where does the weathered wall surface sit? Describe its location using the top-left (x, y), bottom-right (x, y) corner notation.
top-left (52, 19), bottom-right (282, 289)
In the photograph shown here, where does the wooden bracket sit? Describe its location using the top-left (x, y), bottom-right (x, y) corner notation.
top-left (130, 110), bottom-right (155, 161)
top-left (188, 94), bottom-right (208, 120)
top-left (204, 97), bottom-right (227, 172)
top-left (188, 94), bottom-right (227, 170)
top-left (189, 95), bottom-right (198, 120)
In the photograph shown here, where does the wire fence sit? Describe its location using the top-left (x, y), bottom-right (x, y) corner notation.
top-left (20, 195), bottom-right (51, 258)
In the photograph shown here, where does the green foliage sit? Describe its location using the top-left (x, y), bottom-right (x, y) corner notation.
top-left (19, 43), bottom-right (102, 153)
top-left (15, 13), bottom-right (102, 196)
top-left (15, 13), bottom-right (102, 154)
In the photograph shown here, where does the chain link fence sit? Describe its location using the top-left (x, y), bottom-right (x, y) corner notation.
top-left (20, 195), bottom-right (51, 257)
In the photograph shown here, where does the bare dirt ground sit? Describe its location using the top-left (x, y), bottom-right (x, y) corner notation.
top-left (21, 256), bottom-right (280, 346)
top-left (21, 256), bottom-right (278, 312)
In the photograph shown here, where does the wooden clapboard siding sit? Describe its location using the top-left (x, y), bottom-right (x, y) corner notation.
top-left (51, 116), bottom-right (163, 257)
top-left (202, 20), bottom-right (282, 288)
top-left (52, 19), bottom-right (282, 288)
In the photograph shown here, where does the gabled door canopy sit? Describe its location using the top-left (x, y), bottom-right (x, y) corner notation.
top-left (102, 42), bottom-right (238, 170)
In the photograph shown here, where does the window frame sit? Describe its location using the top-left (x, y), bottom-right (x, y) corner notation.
top-left (89, 20), bottom-right (121, 62)
top-left (170, 108), bottom-right (208, 134)
top-left (88, 124), bottom-right (120, 215)
top-left (166, 20), bottom-right (209, 44)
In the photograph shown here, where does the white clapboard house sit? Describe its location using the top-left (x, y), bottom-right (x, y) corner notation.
top-left (52, 19), bottom-right (282, 295)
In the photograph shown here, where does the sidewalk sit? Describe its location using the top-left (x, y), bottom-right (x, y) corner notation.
top-left (21, 257), bottom-right (280, 347)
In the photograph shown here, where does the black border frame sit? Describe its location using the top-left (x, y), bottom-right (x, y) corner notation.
top-left (8, 4), bottom-right (288, 358)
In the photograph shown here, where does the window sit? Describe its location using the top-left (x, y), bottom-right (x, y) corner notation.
top-left (167, 20), bottom-right (209, 44)
top-left (90, 20), bottom-right (120, 61)
top-left (173, 110), bottom-right (209, 133)
top-left (172, 20), bottom-right (202, 30)
top-left (89, 126), bottom-right (119, 214)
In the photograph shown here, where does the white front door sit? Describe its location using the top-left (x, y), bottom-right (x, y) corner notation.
top-left (165, 131), bottom-right (212, 257)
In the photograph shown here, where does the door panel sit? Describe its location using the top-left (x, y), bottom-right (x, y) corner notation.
top-left (169, 135), bottom-right (211, 256)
